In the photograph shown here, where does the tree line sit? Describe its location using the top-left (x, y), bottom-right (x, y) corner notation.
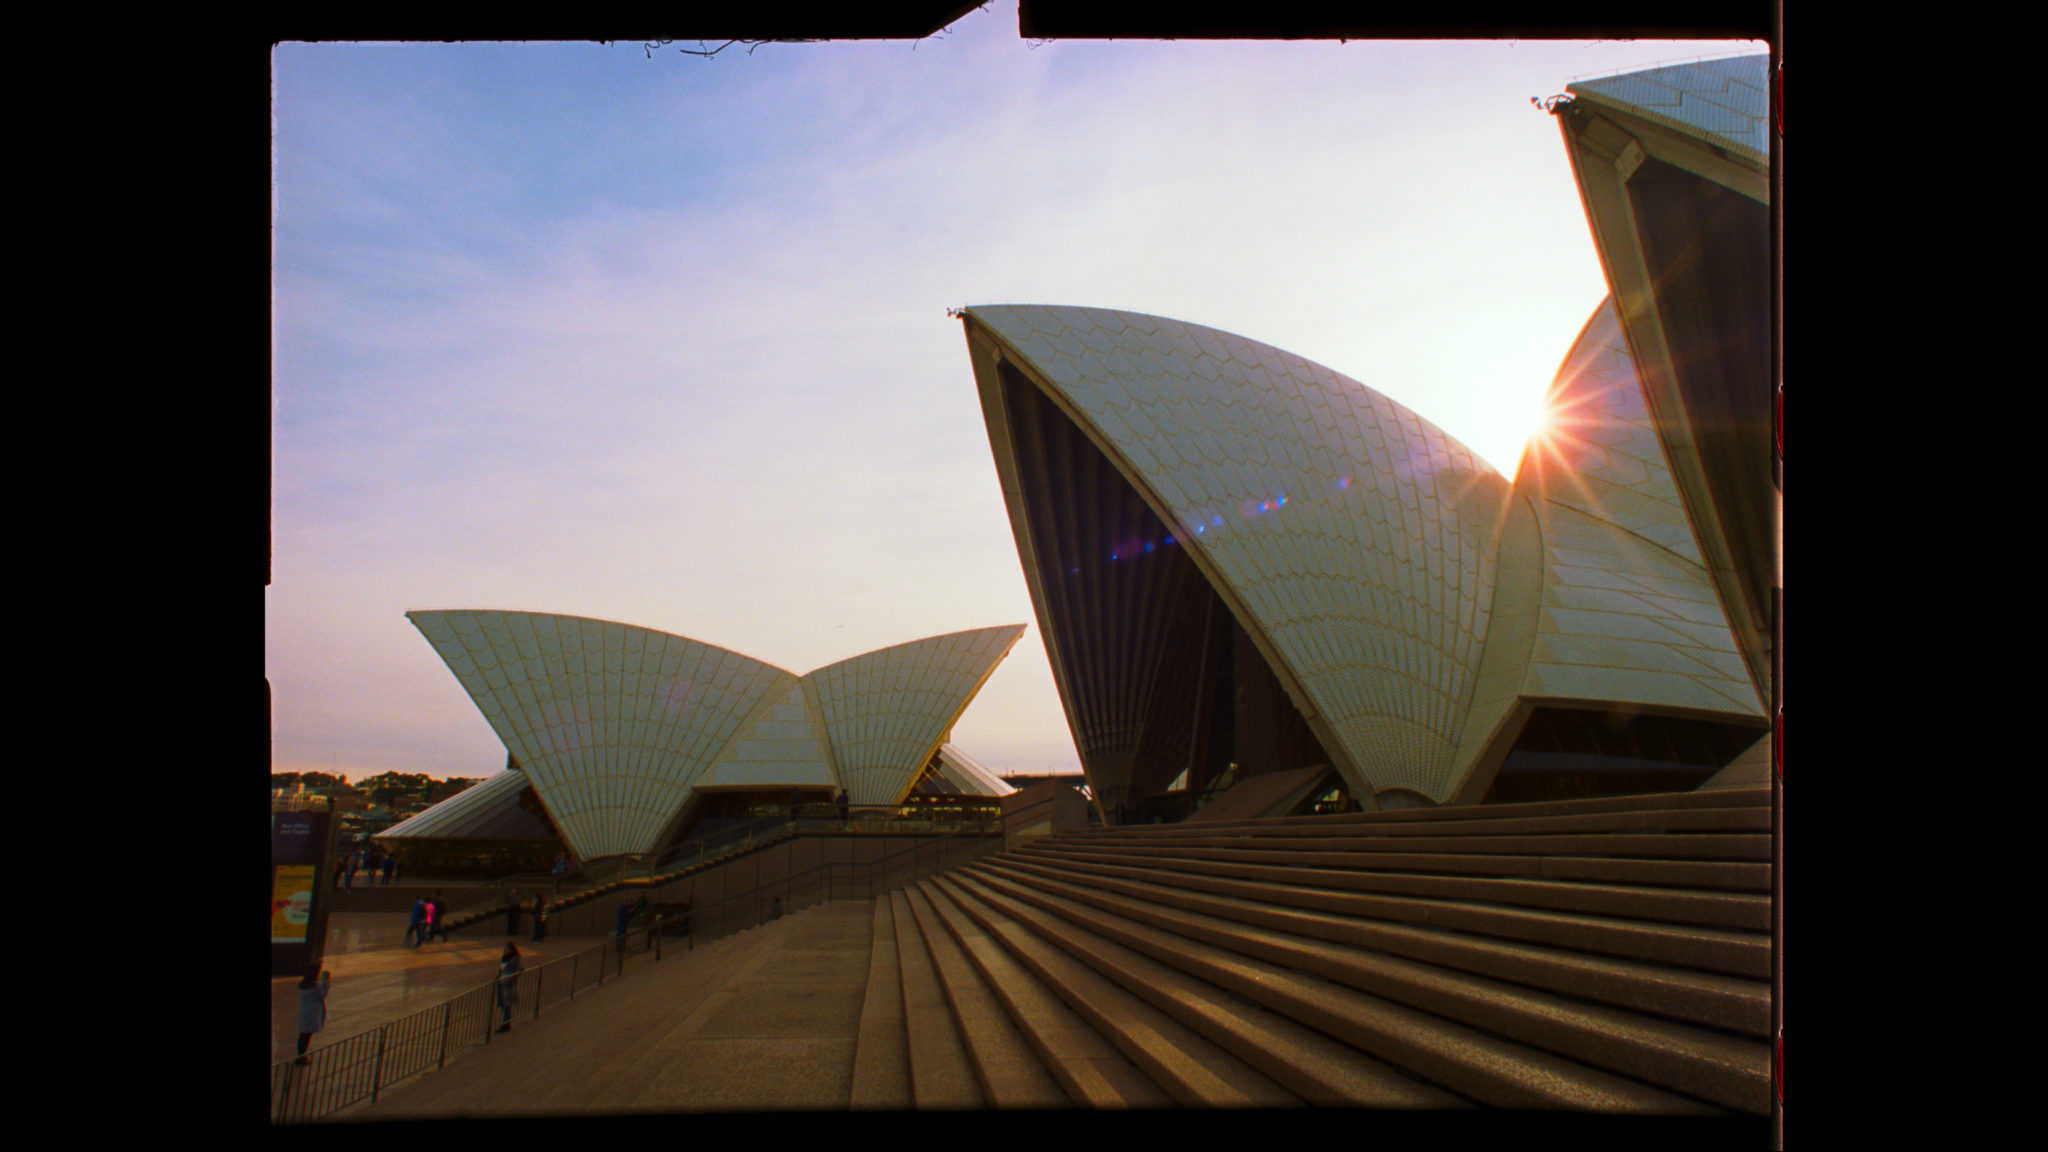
top-left (272, 771), bottom-right (480, 808)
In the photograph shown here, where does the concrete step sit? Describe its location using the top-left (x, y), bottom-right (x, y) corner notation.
top-left (962, 863), bottom-right (1766, 1113)
top-left (890, 889), bottom-right (983, 1107)
top-left (932, 873), bottom-right (1462, 1109)
top-left (910, 879), bottom-right (1170, 1108)
top-left (1036, 842), bottom-right (1770, 892)
top-left (920, 874), bottom-right (1299, 1107)
top-left (984, 858), bottom-right (1768, 1037)
top-left (900, 886), bottom-right (1071, 1108)
top-left (946, 868), bottom-right (1707, 1112)
top-left (1043, 828), bottom-right (1770, 861)
top-left (1017, 844), bottom-right (1769, 929)
top-left (989, 854), bottom-right (1766, 981)
top-left (850, 896), bottom-right (912, 1109)
top-left (966, 860), bottom-right (1769, 1090)
top-left (1171, 787), bottom-right (1774, 831)
top-left (1081, 801), bottom-right (1771, 842)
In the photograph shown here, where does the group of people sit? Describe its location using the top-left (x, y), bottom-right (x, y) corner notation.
top-left (333, 845), bottom-right (401, 891)
top-left (404, 893), bottom-right (452, 947)
top-left (507, 889), bottom-right (550, 942)
top-left (291, 939), bottom-right (530, 1064)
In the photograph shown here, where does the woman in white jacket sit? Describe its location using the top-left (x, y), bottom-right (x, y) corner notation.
top-left (295, 968), bottom-right (330, 1065)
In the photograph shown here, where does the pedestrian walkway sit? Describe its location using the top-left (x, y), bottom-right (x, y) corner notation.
top-left (331, 900), bottom-right (875, 1117)
top-left (272, 911), bottom-right (607, 1066)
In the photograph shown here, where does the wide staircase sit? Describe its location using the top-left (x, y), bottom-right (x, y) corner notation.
top-left (871, 785), bottom-right (1773, 1112)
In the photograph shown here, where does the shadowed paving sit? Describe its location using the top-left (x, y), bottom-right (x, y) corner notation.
top-left (338, 901), bottom-right (875, 1117)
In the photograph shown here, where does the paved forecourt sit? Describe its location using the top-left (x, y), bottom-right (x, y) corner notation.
top-left (271, 910), bottom-right (614, 1067)
top-left (330, 899), bottom-right (877, 1116)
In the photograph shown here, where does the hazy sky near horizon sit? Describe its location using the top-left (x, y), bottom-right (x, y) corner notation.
top-left (268, 16), bottom-right (1758, 783)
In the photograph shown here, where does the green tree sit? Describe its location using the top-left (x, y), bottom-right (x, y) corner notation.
top-left (357, 771), bottom-right (433, 794)
top-left (358, 771), bottom-right (434, 808)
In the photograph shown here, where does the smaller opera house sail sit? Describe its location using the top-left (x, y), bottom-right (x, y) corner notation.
top-left (383, 612), bottom-right (1024, 862)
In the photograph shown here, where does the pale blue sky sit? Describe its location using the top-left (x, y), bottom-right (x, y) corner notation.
top-left (267, 14), bottom-right (1759, 782)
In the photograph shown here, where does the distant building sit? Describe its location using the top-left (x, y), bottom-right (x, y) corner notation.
top-left (380, 615), bottom-right (1024, 864)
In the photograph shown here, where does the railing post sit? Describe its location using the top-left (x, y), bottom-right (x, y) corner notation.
top-left (370, 1025), bottom-right (388, 1104)
top-left (437, 1001), bottom-right (451, 1069)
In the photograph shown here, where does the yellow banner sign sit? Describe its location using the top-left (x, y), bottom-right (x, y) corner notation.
top-left (272, 864), bottom-right (316, 943)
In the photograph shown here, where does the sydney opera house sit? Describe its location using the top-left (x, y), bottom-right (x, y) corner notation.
top-left (961, 52), bottom-right (1773, 822)
top-left (380, 616), bottom-right (1024, 865)
top-left (384, 53), bottom-right (1773, 869)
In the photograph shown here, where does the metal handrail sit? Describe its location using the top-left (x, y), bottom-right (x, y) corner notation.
top-left (524, 809), bottom-right (1003, 916)
top-left (273, 820), bottom-right (1004, 1123)
top-left (662, 820), bottom-right (1004, 952)
top-left (443, 807), bottom-right (1005, 923)
top-left (271, 933), bottom-right (633, 1123)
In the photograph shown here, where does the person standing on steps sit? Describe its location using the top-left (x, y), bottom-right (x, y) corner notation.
top-left (294, 968), bottom-right (331, 1065)
top-left (495, 943), bottom-right (523, 1033)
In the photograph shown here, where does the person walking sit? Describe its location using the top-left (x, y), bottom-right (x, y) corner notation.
top-left (495, 943), bottom-right (523, 1033)
top-left (405, 897), bottom-right (427, 948)
top-left (294, 968), bottom-right (331, 1065)
top-left (381, 854), bottom-right (395, 886)
top-left (426, 892), bottom-right (450, 944)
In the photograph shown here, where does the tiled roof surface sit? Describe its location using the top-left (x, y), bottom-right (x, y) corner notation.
top-left (409, 611), bottom-right (1024, 853)
top-left (1569, 55), bottom-right (1769, 164)
top-left (1519, 299), bottom-right (1765, 718)
top-left (972, 304), bottom-right (1514, 801)
top-left (377, 767), bottom-right (554, 842)
top-left (935, 743), bottom-right (1016, 797)
top-left (805, 625), bottom-right (1027, 806)
top-left (409, 610), bottom-right (796, 858)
